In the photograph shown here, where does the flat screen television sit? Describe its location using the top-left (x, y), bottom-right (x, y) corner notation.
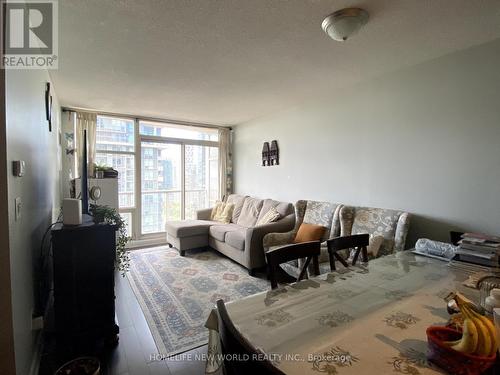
top-left (81, 129), bottom-right (89, 214)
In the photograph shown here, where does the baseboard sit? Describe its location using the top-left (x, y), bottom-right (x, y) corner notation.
top-left (30, 291), bottom-right (53, 375)
top-left (28, 330), bottom-right (43, 375)
top-left (127, 237), bottom-right (167, 249)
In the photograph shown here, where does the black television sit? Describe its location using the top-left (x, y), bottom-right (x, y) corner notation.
top-left (81, 129), bottom-right (89, 214)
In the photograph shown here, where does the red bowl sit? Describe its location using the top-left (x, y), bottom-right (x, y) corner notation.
top-left (426, 326), bottom-right (496, 375)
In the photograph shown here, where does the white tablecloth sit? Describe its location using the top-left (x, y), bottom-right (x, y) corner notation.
top-left (205, 251), bottom-right (475, 374)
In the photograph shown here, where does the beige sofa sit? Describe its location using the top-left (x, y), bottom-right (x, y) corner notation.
top-left (165, 194), bottom-right (295, 275)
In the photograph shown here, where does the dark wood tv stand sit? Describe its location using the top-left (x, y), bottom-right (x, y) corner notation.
top-left (51, 214), bottom-right (119, 350)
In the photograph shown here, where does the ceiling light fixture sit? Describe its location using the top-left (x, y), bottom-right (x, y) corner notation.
top-left (321, 8), bottom-right (369, 42)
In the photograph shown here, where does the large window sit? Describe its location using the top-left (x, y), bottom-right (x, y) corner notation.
top-left (141, 142), bottom-right (182, 234)
top-left (185, 145), bottom-right (219, 220)
top-left (95, 116), bottom-right (136, 236)
top-left (94, 115), bottom-right (220, 241)
top-left (139, 121), bottom-right (219, 235)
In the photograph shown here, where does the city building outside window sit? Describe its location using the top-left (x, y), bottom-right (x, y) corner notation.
top-left (95, 115), bottom-right (220, 243)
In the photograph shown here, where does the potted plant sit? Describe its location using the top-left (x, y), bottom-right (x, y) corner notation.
top-left (93, 163), bottom-right (110, 179)
top-left (90, 204), bottom-right (131, 275)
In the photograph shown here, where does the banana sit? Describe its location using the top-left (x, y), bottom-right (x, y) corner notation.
top-left (451, 292), bottom-right (498, 357)
top-left (467, 305), bottom-right (498, 356)
top-left (446, 318), bottom-right (478, 354)
top-left (469, 312), bottom-right (492, 356)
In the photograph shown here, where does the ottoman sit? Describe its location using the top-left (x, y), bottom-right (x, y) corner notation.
top-left (165, 220), bottom-right (215, 256)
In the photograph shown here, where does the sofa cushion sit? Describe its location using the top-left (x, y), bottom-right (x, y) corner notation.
top-left (303, 201), bottom-right (339, 241)
top-left (256, 199), bottom-right (292, 223)
top-left (330, 205), bottom-right (343, 237)
top-left (211, 201), bottom-right (235, 223)
top-left (165, 220), bottom-right (216, 237)
top-left (226, 194), bottom-right (248, 223)
top-left (347, 234), bottom-right (384, 260)
top-left (350, 207), bottom-right (402, 254)
top-left (225, 229), bottom-right (246, 250)
top-left (237, 197), bottom-right (264, 227)
top-left (209, 224), bottom-right (241, 242)
top-left (367, 235), bottom-right (385, 257)
top-left (294, 223), bottom-right (326, 243)
top-left (256, 206), bottom-right (281, 226)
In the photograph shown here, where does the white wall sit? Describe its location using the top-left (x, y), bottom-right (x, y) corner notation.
top-left (233, 39), bottom-right (500, 246)
top-left (6, 70), bottom-right (61, 375)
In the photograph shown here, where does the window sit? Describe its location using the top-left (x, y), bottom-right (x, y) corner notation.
top-left (92, 114), bottom-right (221, 241)
top-left (140, 142), bottom-right (182, 234)
top-left (185, 145), bottom-right (219, 219)
top-left (140, 121), bottom-right (219, 141)
top-left (95, 116), bottom-right (136, 237)
top-left (139, 121), bottom-right (219, 234)
top-left (96, 116), bottom-right (134, 152)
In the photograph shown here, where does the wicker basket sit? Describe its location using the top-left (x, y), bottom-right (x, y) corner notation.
top-left (426, 326), bottom-right (496, 375)
top-left (54, 357), bottom-right (100, 375)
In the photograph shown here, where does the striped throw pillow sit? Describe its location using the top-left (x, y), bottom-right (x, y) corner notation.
top-left (256, 206), bottom-right (281, 226)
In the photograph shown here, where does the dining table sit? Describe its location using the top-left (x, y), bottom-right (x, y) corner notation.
top-left (204, 250), bottom-right (481, 375)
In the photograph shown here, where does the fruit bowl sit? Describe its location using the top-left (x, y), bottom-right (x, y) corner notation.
top-left (426, 326), bottom-right (496, 375)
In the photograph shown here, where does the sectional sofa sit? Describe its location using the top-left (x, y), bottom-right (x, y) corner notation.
top-left (165, 194), bottom-right (295, 275)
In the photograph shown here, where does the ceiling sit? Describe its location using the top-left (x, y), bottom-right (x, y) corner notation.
top-left (51, 0), bottom-right (500, 126)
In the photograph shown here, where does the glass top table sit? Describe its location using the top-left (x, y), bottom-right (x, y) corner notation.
top-left (205, 251), bottom-right (477, 374)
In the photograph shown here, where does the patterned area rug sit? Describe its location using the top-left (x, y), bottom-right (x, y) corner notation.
top-left (126, 246), bottom-right (269, 357)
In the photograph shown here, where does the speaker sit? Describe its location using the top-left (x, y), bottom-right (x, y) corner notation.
top-left (63, 198), bottom-right (82, 225)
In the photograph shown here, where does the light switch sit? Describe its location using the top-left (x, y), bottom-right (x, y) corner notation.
top-left (12, 160), bottom-right (25, 177)
top-left (15, 197), bottom-right (21, 221)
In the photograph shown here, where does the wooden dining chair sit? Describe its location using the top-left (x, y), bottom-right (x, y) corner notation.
top-left (216, 299), bottom-right (286, 375)
top-left (265, 240), bottom-right (321, 289)
top-left (326, 233), bottom-right (369, 271)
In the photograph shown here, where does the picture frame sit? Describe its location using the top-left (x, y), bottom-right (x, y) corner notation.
top-left (45, 82), bottom-right (52, 132)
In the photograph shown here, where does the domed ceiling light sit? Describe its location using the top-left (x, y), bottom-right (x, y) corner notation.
top-left (321, 8), bottom-right (369, 42)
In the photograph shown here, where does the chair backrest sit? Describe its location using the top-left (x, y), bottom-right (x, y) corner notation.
top-left (327, 233), bottom-right (369, 270)
top-left (294, 200), bottom-right (342, 241)
top-left (216, 299), bottom-right (285, 375)
top-left (340, 206), bottom-right (411, 256)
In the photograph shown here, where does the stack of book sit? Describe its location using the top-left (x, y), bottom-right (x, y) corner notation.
top-left (455, 233), bottom-right (500, 268)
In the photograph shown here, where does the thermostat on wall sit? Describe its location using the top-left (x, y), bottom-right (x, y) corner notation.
top-left (12, 160), bottom-right (25, 177)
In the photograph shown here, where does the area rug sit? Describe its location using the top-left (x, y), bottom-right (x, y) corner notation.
top-left (126, 246), bottom-right (269, 357)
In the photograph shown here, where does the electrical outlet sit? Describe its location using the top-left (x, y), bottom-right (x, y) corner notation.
top-left (14, 197), bottom-right (22, 221)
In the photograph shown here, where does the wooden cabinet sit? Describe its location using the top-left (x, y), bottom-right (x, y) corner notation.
top-left (51, 215), bottom-right (119, 348)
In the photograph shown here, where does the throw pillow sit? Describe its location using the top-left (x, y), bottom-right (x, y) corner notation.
top-left (367, 235), bottom-right (385, 257)
top-left (256, 206), bottom-right (281, 226)
top-left (210, 201), bottom-right (223, 220)
top-left (348, 234), bottom-right (385, 260)
top-left (293, 223), bottom-right (326, 243)
top-left (211, 202), bottom-right (235, 224)
top-left (236, 197), bottom-right (264, 227)
top-left (226, 194), bottom-right (247, 223)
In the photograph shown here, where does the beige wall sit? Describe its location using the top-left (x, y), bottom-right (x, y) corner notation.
top-left (5, 69), bottom-right (61, 375)
top-left (233, 39), bottom-right (500, 246)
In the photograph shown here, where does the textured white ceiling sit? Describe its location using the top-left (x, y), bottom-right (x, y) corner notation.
top-left (51, 0), bottom-right (500, 125)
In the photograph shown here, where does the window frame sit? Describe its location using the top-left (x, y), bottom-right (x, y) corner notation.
top-left (138, 130), bottom-right (219, 239)
top-left (93, 113), bottom-right (222, 246)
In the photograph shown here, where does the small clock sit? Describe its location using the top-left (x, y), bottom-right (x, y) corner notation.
top-left (89, 186), bottom-right (102, 201)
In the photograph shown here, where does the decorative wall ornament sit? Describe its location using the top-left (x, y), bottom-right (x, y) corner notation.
top-left (262, 142), bottom-right (270, 166)
top-left (270, 140), bottom-right (279, 165)
top-left (262, 140), bottom-right (279, 166)
top-left (45, 82), bottom-right (52, 132)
